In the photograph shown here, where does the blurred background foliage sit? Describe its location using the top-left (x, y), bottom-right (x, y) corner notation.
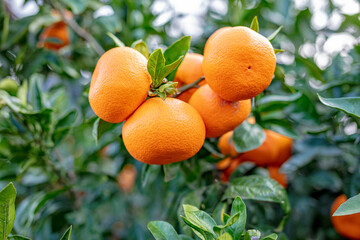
top-left (0, 0), bottom-right (359, 239)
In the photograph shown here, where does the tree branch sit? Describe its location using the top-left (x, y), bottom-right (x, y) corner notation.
top-left (175, 76), bottom-right (205, 96)
top-left (47, 0), bottom-right (105, 56)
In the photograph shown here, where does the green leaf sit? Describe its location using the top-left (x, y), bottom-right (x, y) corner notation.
top-left (8, 235), bottom-right (31, 240)
top-left (177, 191), bottom-right (203, 237)
top-left (92, 118), bottom-right (118, 144)
top-left (213, 212), bottom-right (240, 235)
top-left (17, 81), bottom-right (27, 105)
top-left (258, 92), bottom-right (302, 107)
top-left (333, 194), bottom-right (360, 216)
top-left (223, 176), bottom-right (291, 231)
top-left (148, 221), bottom-right (180, 240)
top-left (217, 232), bottom-right (233, 240)
top-left (0, 90), bottom-right (32, 114)
top-left (244, 229), bottom-right (261, 240)
top-left (222, 213), bottom-right (230, 225)
top-left (1, 16), bottom-right (30, 50)
top-left (318, 95), bottom-right (360, 118)
top-left (265, 124), bottom-right (298, 139)
top-left (157, 56), bottom-right (184, 82)
top-left (214, 198), bottom-right (246, 236)
top-left (157, 82), bottom-right (178, 95)
top-left (250, 16), bottom-right (259, 32)
top-left (295, 55), bottom-right (323, 81)
top-left (164, 36), bottom-right (191, 64)
top-left (34, 187), bottom-right (69, 214)
top-left (163, 162), bottom-right (180, 182)
top-left (141, 164), bottom-right (162, 188)
top-left (281, 145), bottom-right (341, 174)
top-left (183, 205), bottom-right (217, 239)
top-left (178, 235), bottom-right (193, 240)
top-left (29, 74), bottom-right (43, 111)
top-left (227, 197), bottom-right (246, 239)
top-left (0, 78), bottom-right (18, 96)
top-left (29, 13), bottom-right (60, 33)
top-left (267, 26), bottom-right (283, 42)
top-left (0, 182), bottom-right (17, 240)
top-left (62, 0), bottom-right (88, 14)
top-left (274, 49), bottom-right (284, 54)
top-left (131, 40), bottom-right (150, 58)
top-left (60, 226), bottom-right (72, 240)
top-left (181, 216), bottom-right (214, 240)
top-left (147, 49), bottom-right (166, 87)
top-left (56, 110), bottom-right (77, 129)
top-left (233, 121), bottom-right (265, 153)
top-left (203, 141), bottom-right (224, 158)
top-left (261, 233), bottom-right (278, 240)
top-left (163, 36), bottom-right (191, 81)
top-left (107, 32), bottom-right (125, 47)
top-left (1, 13), bottom-right (9, 48)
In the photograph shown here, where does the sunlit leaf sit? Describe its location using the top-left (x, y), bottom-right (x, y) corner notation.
top-left (131, 39), bottom-right (150, 58)
top-left (0, 182), bottom-right (16, 240)
top-left (333, 194), bottom-right (360, 216)
top-left (147, 49), bottom-right (166, 87)
top-left (182, 204), bottom-right (217, 240)
top-left (157, 56), bottom-right (184, 82)
top-left (318, 95), bottom-right (360, 118)
top-left (217, 232), bottom-right (233, 240)
top-left (227, 197), bottom-right (246, 239)
top-left (148, 221), bottom-right (180, 240)
top-left (250, 16), bottom-right (259, 32)
top-left (163, 36), bottom-right (191, 81)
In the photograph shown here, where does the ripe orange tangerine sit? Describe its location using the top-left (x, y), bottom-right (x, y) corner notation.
top-left (203, 26), bottom-right (276, 101)
top-left (122, 97), bottom-right (206, 165)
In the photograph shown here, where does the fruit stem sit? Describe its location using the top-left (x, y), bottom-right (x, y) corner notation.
top-left (176, 76), bottom-right (205, 96)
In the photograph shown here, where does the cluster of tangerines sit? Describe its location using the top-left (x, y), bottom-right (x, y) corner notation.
top-left (216, 118), bottom-right (292, 188)
top-left (89, 25), bottom-right (281, 167)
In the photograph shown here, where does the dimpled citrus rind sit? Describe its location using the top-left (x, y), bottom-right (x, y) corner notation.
top-left (189, 84), bottom-right (251, 138)
top-left (218, 131), bottom-right (238, 157)
top-left (122, 98), bottom-right (206, 165)
top-left (89, 47), bottom-right (151, 123)
top-left (174, 53), bottom-right (204, 85)
top-left (203, 26), bottom-right (276, 101)
top-left (204, 26), bottom-right (232, 55)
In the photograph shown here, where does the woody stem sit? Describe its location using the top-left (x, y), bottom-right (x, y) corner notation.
top-left (177, 76), bottom-right (205, 95)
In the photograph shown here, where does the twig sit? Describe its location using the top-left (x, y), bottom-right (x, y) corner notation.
top-left (176, 76), bottom-right (205, 96)
top-left (47, 0), bottom-right (105, 56)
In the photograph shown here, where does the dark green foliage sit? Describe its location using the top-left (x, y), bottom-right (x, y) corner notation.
top-left (0, 0), bottom-right (359, 240)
